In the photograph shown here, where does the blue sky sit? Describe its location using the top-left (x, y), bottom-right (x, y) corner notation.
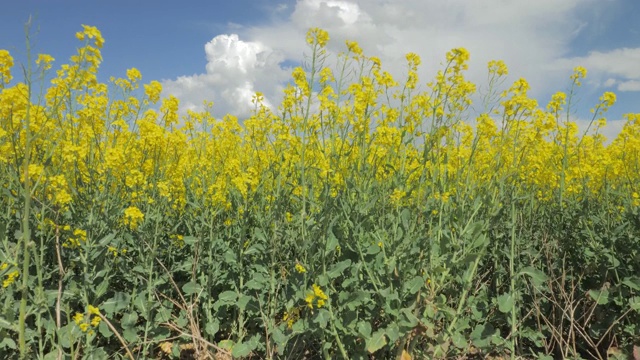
top-left (2, 0), bottom-right (639, 139)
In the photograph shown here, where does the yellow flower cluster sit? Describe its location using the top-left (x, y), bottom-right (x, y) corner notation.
top-left (73, 305), bottom-right (101, 334)
top-left (295, 263), bottom-right (306, 274)
top-left (123, 206), bottom-right (144, 230)
top-left (1, 263), bottom-right (19, 288)
top-left (305, 284), bottom-right (329, 309)
top-left (282, 307), bottom-right (301, 329)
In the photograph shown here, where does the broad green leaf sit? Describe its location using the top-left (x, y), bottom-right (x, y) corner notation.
top-left (232, 342), bottom-right (252, 357)
top-left (367, 244), bottom-right (381, 255)
top-left (497, 293), bottom-right (514, 313)
top-left (271, 327), bottom-right (288, 346)
top-left (217, 291), bottom-right (238, 302)
top-left (133, 295), bottom-right (149, 316)
top-left (155, 307), bottom-right (172, 323)
top-left (400, 208), bottom-right (411, 231)
top-left (0, 337), bottom-right (16, 350)
top-left (237, 294), bottom-right (251, 311)
top-left (452, 331), bottom-right (466, 349)
top-left (470, 323), bottom-right (495, 348)
top-left (325, 230), bottom-right (339, 254)
top-left (0, 317), bottom-right (15, 331)
top-left (94, 278), bottom-right (110, 299)
top-left (102, 292), bottom-right (130, 316)
top-left (182, 236), bottom-right (198, 245)
top-left (399, 308), bottom-right (419, 329)
top-left (218, 339), bottom-right (234, 351)
top-left (366, 329), bottom-right (387, 353)
top-left (206, 321), bottom-right (219, 336)
top-left (243, 243), bottom-right (265, 256)
top-left (182, 281), bottom-right (201, 296)
top-left (98, 320), bottom-right (112, 338)
top-left (622, 276), bottom-right (640, 291)
top-left (588, 289), bottom-right (610, 305)
top-left (121, 311), bottom-right (139, 328)
top-left (357, 321), bottom-right (372, 338)
top-left (629, 296), bottom-right (640, 311)
top-left (517, 266), bottom-right (548, 287)
top-left (98, 233), bottom-right (116, 247)
top-left (122, 327), bottom-right (138, 343)
top-left (244, 277), bottom-right (266, 290)
top-left (313, 309), bottom-right (330, 329)
top-left (327, 259), bottom-right (352, 279)
top-left (386, 323), bottom-right (400, 342)
top-left (403, 276), bottom-right (424, 295)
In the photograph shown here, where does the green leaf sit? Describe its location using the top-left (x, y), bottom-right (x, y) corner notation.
top-left (326, 259), bottom-right (352, 279)
top-left (102, 292), bottom-right (130, 316)
top-left (237, 294), bottom-right (251, 311)
top-left (0, 337), bottom-right (16, 350)
top-left (497, 293), bottom-right (513, 313)
top-left (367, 244), bottom-right (381, 255)
top-left (217, 291), bottom-right (237, 303)
top-left (232, 342), bottom-right (252, 357)
top-left (205, 321), bottom-right (219, 337)
top-left (325, 230), bottom-right (339, 254)
top-left (98, 233), bottom-right (116, 247)
top-left (122, 327), bottom-right (138, 343)
top-left (398, 308), bottom-right (419, 329)
top-left (400, 208), bottom-right (411, 231)
top-left (271, 327), bottom-right (288, 345)
top-left (622, 276), bottom-right (640, 291)
top-left (386, 323), bottom-right (400, 342)
top-left (121, 311), bottom-right (139, 328)
top-left (183, 236), bottom-right (198, 245)
top-left (218, 339), bottom-right (234, 351)
top-left (0, 317), bottom-right (15, 331)
top-left (245, 274), bottom-right (267, 290)
top-left (182, 281), bottom-right (201, 296)
top-left (133, 295), bottom-right (149, 316)
top-left (243, 243), bottom-right (265, 256)
top-left (155, 306), bottom-right (172, 323)
top-left (313, 309), bottom-right (330, 329)
top-left (629, 296), bottom-right (640, 311)
top-left (452, 331), bottom-right (466, 349)
top-left (94, 278), bottom-right (110, 299)
top-left (357, 321), bottom-right (372, 338)
top-left (366, 329), bottom-right (387, 353)
top-left (470, 323), bottom-right (495, 348)
top-left (98, 320), bottom-right (112, 338)
top-left (588, 289), bottom-right (610, 305)
top-left (517, 266), bottom-right (548, 287)
top-left (345, 290), bottom-right (370, 310)
top-left (403, 276), bottom-right (424, 295)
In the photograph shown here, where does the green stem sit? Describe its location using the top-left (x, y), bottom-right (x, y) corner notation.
top-left (509, 201), bottom-right (517, 359)
top-left (18, 17), bottom-right (34, 359)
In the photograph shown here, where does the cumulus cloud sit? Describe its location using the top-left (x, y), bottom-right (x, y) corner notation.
top-left (161, 0), bottom-right (635, 129)
top-left (555, 48), bottom-right (640, 92)
top-left (161, 34), bottom-right (291, 118)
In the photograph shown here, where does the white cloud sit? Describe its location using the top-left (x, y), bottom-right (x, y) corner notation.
top-left (618, 80), bottom-right (640, 92)
top-left (161, 34), bottom-right (290, 118)
top-left (162, 0), bottom-right (637, 128)
top-left (554, 47), bottom-right (640, 92)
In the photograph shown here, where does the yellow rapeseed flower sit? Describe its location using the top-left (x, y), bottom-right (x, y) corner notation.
top-left (306, 28), bottom-right (329, 47)
top-left (0, 49), bottom-right (14, 84)
top-left (123, 206), bottom-right (144, 230)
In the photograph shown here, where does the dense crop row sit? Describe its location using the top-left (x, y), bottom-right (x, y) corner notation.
top-left (1, 25), bottom-right (639, 359)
